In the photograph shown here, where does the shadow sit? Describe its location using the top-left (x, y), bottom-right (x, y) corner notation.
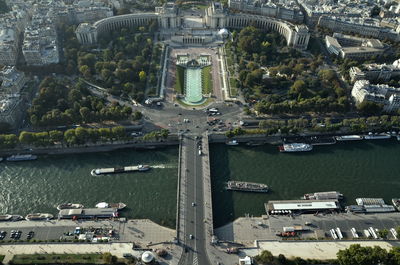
top-left (209, 143), bottom-right (235, 230)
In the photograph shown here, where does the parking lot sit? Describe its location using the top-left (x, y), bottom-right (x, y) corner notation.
top-left (215, 212), bottom-right (400, 245)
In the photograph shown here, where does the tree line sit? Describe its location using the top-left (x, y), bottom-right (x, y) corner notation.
top-left (0, 127), bottom-right (170, 149)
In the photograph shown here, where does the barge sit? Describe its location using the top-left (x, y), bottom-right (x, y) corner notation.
top-left (58, 208), bottom-right (118, 219)
top-left (226, 181), bottom-right (269, 193)
top-left (364, 133), bottom-right (391, 140)
top-left (95, 202), bottom-right (126, 210)
top-left (335, 135), bottom-right (363, 141)
top-left (6, 154), bottom-right (37, 162)
top-left (279, 143), bottom-right (313, 152)
top-left (91, 164), bottom-right (150, 176)
top-left (303, 191), bottom-right (343, 200)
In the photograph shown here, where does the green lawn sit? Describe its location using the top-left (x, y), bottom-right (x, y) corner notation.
top-left (11, 254), bottom-right (108, 264)
top-left (175, 65), bottom-right (185, 94)
top-left (229, 78), bottom-right (238, 97)
top-left (202, 66), bottom-right (213, 94)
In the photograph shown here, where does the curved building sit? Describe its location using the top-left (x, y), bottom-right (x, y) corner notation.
top-left (76, 2), bottom-right (310, 50)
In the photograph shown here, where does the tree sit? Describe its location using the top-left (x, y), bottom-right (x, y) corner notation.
top-left (337, 244), bottom-right (388, 265)
top-left (357, 101), bottom-right (383, 115)
top-left (139, 71), bottom-right (147, 82)
top-left (79, 107), bottom-right (91, 123)
top-left (111, 126), bottom-right (126, 139)
top-left (19, 131), bottom-right (35, 145)
top-left (255, 250), bottom-right (274, 264)
top-left (132, 111), bottom-right (142, 120)
top-left (49, 130), bottom-right (63, 143)
top-left (378, 229), bottom-right (389, 239)
top-left (289, 80), bottom-right (306, 96)
top-left (79, 65), bottom-right (91, 79)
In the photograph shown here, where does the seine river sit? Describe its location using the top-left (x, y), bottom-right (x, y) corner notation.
top-left (0, 147), bottom-right (178, 228)
top-left (210, 139), bottom-right (400, 228)
top-left (1, 140), bottom-right (399, 229)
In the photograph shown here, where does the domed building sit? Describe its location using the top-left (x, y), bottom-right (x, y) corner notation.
top-left (218, 28), bottom-right (229, 39)
top-left (141, 251), bottom-right (155, 264)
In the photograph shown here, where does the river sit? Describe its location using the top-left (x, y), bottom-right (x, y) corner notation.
top-left (0, 147), bottom-right (178, 228)
top-left (210, 139), bottom-right (400, 228)
top-left (1, 140), bottom-right (399, 229)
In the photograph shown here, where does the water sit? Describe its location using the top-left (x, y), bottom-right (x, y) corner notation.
top-left (210, 140), bottom-right (400, 228)
top-left (0, 147), bottom-right (178, 228)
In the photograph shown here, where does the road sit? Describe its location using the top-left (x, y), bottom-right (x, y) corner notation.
top-left (178, 135), bottom-right (210, 265)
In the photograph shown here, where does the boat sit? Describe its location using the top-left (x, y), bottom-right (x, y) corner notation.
top-left (25, 213), bottom-right (54, 221)
top-left (364, 133), bottom-right (391, 140)
top-left (0, 214), bottom-right (12, 221)
top-left (397, 135), bottom-right (400, 141)
top-left (0, 215), bottom-right (23, 221)
top-left (95, 202), bottom-right (127, 210)
top-left (91, 164), bottom-right (150, 176)
top-left (335, 135), bottom-right (363, 141)
top-left (279, 143), bottom-right (313, 152)
top-left (246, 141), bottom-right (264, 146)
top-left (6, 154), bottom-right (37, 162)
top-left (226, 181), bottom-right (269, 193)
top-left (303, 191), bottom-right (343, 200)
top-left (0, 157), bottom-right (3, 162)
top-left (392, 198), bottom-right (400, 211)
top-left (226, 140), bottom-right (239, 146)
top-left (57, 203), bottom-right (84, 211)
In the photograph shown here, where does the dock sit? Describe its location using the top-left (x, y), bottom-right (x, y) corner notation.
top-left (91, 164), bottom-right (150, 176)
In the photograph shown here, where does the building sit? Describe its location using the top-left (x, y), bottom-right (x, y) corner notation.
top-left (351, 79), bottom-right (400, 112)
top-left (228, 0), bottom-right (304, 23)
top-left (0, 28), bottom-right (18, 65)
top-left (22, 16), bottom-right (59, 66)
top-left (265, 199), bottom-right (340, 214)
top-left (325, 33), bottom-right (387, 60)
top-left (318, 15), bottom-right (400, 42)
top-left (76, 2), bottom-right (311, 50)
top-left (350, 59), bottom-right (400, 82)
top-left (0, 66), bottom-right (27, 94)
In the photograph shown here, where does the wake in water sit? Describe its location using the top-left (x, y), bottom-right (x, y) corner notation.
top-left (151, 164), bottom-right (177, 169)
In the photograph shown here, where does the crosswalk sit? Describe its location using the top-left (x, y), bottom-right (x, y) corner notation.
top-left (193, 253), bottom-right (199, 265)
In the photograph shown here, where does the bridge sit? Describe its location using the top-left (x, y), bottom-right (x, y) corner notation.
top-left (176, 133), bottom-right (215, 265)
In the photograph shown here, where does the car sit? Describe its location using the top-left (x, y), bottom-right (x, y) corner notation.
top-left (192, 202), bottom-right (196, 207)
top-left (189, 234), bottom-right (194, 239)
top-left (123, 253), bottom-right (133, 258)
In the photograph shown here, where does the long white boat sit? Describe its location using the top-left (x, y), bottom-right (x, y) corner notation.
top-left (279, 143), bottom-right (313, 152)
top-left (91, 164), bottom-right (150, 176)
top-left (57, 203), bottom-right (84, 211)
top-left (226, 140), bottom-right (239, 146)
top-left (335, 135), bottom-right (363, 141)
top-left (364, 133), bottom-right (391, 140)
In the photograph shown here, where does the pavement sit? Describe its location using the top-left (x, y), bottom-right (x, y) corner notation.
top-left (0, 242), bottom-right (182, 265)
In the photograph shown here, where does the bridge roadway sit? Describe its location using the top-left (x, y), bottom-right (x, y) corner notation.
top-left (178, 134), bottom-right (210, 265)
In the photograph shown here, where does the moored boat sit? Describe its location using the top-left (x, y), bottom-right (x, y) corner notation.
top-left (226, 140), bottom-right (239, 146)
top-left (6, 154), bottom-right (37, 162)
top-left (364, 133), bottom-right (391, 140)
top-left (0, 214), bottom-right (12, 221)
top-left (25, 213), bottom-right (53, 221)
top-left (279, 143), bottom-right (313, 152)
top-left (57, 203), bottom-right (84, 211)
top-left (95, 202), bottom-right (127, 210)
top-left (226, 181), bottom-right (269, 193)
top-left (335, 135), bottom-right (363, 141)
top-left (392, 198), bottom-right (400, 211)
